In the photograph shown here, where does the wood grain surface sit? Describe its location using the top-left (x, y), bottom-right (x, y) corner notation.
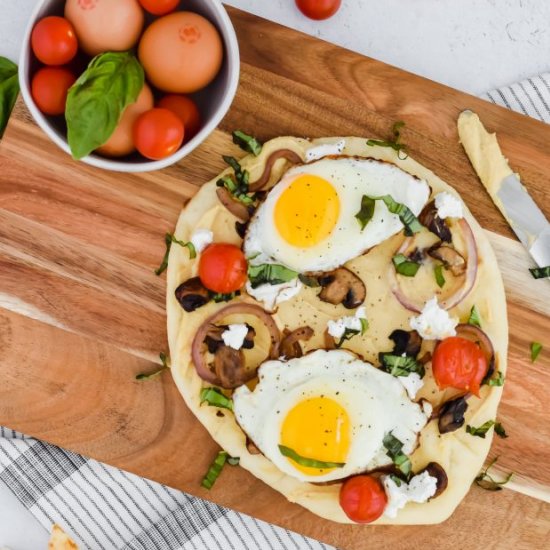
top-left (1, 7), bottom-right (550, 549)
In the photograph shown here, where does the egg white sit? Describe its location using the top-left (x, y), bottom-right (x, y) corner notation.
top-left (233, 349), bottom-right (430, 483)
top-left (244, 157), bottom-right (430, 273)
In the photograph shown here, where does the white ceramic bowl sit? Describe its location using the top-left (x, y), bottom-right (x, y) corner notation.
top-left (19, 0), bottom-right (240, 173)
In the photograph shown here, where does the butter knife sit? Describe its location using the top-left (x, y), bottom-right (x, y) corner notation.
top-left (457, 110), bottom-right (550, 272)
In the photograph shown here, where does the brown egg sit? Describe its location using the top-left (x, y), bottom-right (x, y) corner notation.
top-left (65, 0), bottom-right (144, 56)
top-left (96, 83), bottom-right (154, 157)
top-left (138, 12), bottom-right (223, 94)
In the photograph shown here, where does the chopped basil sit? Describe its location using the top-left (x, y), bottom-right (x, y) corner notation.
top-left (392, 254), bottom-right (421, 277)
top-left (389, 474), bottom-right (403, 487)
top-left (216, 156), bottom-right (254, 206)
top-left (529, 266), bottom-right (550, 279)
top-left (136, 352), bottom-right (170, 381)
top-left (247, 263), bottom-right (298, 288)
top-left (378, 195), bottom-right (423, 236)
top-left (278, 445), bottom-right (345, 469)
top-left (201, 451), bottom-right (228, 489)
top-left (335, 319), bottom-right (368, 348)
top-left (466, 419), bottom-right (506, 439)
top-left (474, 457), bottom-right (513, 491)
top-left (383, 432), bottom-right (412, 477)
top-left (483, 370), bottom-right (505, 387)
top-left (200, 387), bottom-right (234, 411)
top-left (0, 56), bottom-right (19, 138)
top-left (468, 305), bottom-right (482, 328)
top-left (211, 291), bottom-right (240, 303)
top-left (434, 264), bottom-right (446, 288)
top-left (355, 195), bottom-right (376, 230)
top-left (155, 233), bottom-right (196, 276)
top-left (531, 341), bottom-right (543, 363)
top-left (367, 121), bottom-right (408, 159)
top-left (379, 353), bottom-right (425, 378)
top-left (298, 274), bottom-right (320, 288)
top-left (232, 130), bottom-right (263, 156)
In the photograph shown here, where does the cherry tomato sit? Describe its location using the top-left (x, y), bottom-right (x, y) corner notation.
top-left (138, 0), bottom-right (180, 15)
top-left (133, 108), bottom-right (184, 160)
top-left (432, 336), bottom-right (488, 397)
top-left (31, 16), bottom-right (78, 66)
top-left (157, 95), bottom-right (202, 142)
top-left (199, 244), bottom-right (248, 293)
top-left (295, 0), bottom-right (342, 20)
top-left (339, 475), bottom-right (387, 523)
top-left (31, 67), bottom-right (76, 116)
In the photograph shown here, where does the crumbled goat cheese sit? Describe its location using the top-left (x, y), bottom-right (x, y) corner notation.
top-left (190, 228), bottom-right (214, 253)
top-left (383, 471), bottom-right (438, 518)
top-left (221, 324), bottom-right (249, 350)
top-left (399, 372), bottom-right (424, 400)
top-left (245, 278), bottom-right (302, 311)
top-left (327, 307), bottom-right (368, 338)
top-left (434, 192), bottom-right (464, 219)
top-left (410, 297), bottom-right (458, 340)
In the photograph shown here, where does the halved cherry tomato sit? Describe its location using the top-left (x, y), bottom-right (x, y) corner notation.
top-left (432, 336), bottom-right (488, 397)
top-left (31, 16), bottom-right (78, 66)
top-left (133, 108), bottom-right (184, 160)
top-left (295, 0), bottom-right (342, 20)
top-left (157, 95), bottom-right (201, 143)
top-left (339, 475), bottom-right (387, 523)
top-left (138, 0), bottom-right (179, 15)
top-left (199, 243), bottom-right (247, 294)
top-left (31, 67), bottom-right (76, 115)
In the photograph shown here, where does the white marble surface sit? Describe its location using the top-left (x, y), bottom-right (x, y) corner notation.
top-left (0, 0), bottom-right (548, 548)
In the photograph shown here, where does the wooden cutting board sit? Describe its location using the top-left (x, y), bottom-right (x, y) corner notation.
top-left (1, 7), bottom-right (550, 549)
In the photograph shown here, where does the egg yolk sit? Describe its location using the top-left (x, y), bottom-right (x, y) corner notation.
top-left (280, 397), bottom-right (350, 476)
top-left (274, 175), bottom-right (340, 248)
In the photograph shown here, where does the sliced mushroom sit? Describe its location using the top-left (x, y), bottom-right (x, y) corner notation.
top-left (419, 462), bottom-right (448, 498)
top-left (438, 395), bottom-right (469, 434)
top-left (280, 326), bottom-right (314, 359)
top-left (317, 267), bottom-right (366, 309)
top-left (428, 243), bottom-right (466, 276)
top-left (249, 149), bottom-right (303, 191)
top-left (419, 201), bottom-right (452, 243)
top-left (175, 277), bottom-right (211, 312)
top-left (389, 329), bottom-right (422, 357)
top-left (212, 346), bottom-right (256, 389)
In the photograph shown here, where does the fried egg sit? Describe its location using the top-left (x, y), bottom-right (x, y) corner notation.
top-left (233, 350), bottom-right (429, 483)
top-left (244, 157), bottom-right (430, 273)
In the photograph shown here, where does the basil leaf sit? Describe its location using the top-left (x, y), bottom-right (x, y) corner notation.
top-left (0, 57), bottom-right (19, 138)
top-left (298, 274), bottom-right (320, 288)
top-left (200, 387), bottom-right (234, 411)
top-left (475, 456), bottom-right (513, 491)
top-left (529, 266), bottom-right (550, 279)
top-left (392, 254), bottom-right (421, 277)
top-left (217, 156), bottom-right (255, 206)
top-left (211, 291), bottom-right (240, 303)
top-left (434, 264), bottom-right (445, 288)
top-left (468, 305), bottom-right (482, 328)
top-left (389, 474), bottom-right (403, 487)
top-left (494, 422), bottom-right (508, 439)
top-left (155, 233), bottom-right (196, 276)
top-left (136, 352), bottom-right (170, 381)
top-left (247, 263), bottom-right (298, 289)
top-left (232, 130), bottom-right (262, 156)
top-left (383, 432), bottom-right (412, 477)
top-left (66, 52), bottom-right (144, 160)
top-left (367, 122), bottom-right (408, 159)
top-left (201, 451), bottom-right (228, 489)
top-left (483, 370), bottom-right (505, 387)
top-left (531, 341), bottom-right (542, 363)
top-left (367, 194), bottom-right (423, 236)
top-left (379, 353), bottom-right (425, 378)
top-left (466, 420), bottom-right (495, 438)
top-left (335, 321), bottom-right (368, 348)
top-left (278, 445), bottom-right (345, 469)
top-left (355, 195), bottom-right (376, 230)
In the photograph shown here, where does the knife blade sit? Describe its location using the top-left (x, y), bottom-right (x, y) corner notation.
top-left (457, 109), bottom-right (550, 270)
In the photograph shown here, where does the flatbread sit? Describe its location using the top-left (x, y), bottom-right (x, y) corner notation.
top-left (49, 525), bottom-right (78, 550)
top-left (166, 136), bottom-right (508, 524)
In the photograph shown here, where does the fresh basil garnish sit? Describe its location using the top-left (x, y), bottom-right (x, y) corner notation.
top-left (358, 195), bottom-right (423, 236)
top-left (466, 419), bottom-right (506, 439)
top-left (155, 233), bottom-right (196, 276)
top-left (434, 264), bottom-right (445, 288)
top-left (217, 155), bottom-right (255, 206)
top-left (379, 353), bottom-right (425, 378)
top-left (355, 195), bottom-right (376, 230)
top-left (200, 387), bottom-right (234, 411)
top-left (529, 266), bottom-right (550, 279)
top-left (211, 291), bottom-right (241, 303)
top-left (367, 121), bottom-right (408, 159)
top-left (531, 341), bottom-right (543, 363)
top-left (201, 451), bottom-right (228, 489)
top-left (232, 130), bottom-right (262, 156)
top-left (494, 422), bottom-right (508, 438)
top-left (475, 457), bottom-right (513, 491)
top-left (247, 263), bottom-right (298, 288)
top-left (483, 370), bottom-right (505, 387)
top-left (468, 305), bottom-right (482, 328)
top-left (0, 56), bottom-right (19, 138)
top-left (383, 432), bottom-right (412, 477)
top-left (298, 274), bottom-right (320, 288)
top-left (392, 254), bottom-right (421, 277)
top-left (66, 52), bottom-right (144, 159)
top-left (278, 445), bottom-right (345, 469)
top-left (136, 352), bottom-right (170, 381)
top-left (335, 319), bottom-right (368, 348)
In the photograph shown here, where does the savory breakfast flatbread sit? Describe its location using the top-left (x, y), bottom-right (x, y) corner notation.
top-left (165, 134), bottom-right (507, 524)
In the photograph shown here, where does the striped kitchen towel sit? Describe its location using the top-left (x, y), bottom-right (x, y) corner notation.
top-left (1, 71), bottom-right (550, 550)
